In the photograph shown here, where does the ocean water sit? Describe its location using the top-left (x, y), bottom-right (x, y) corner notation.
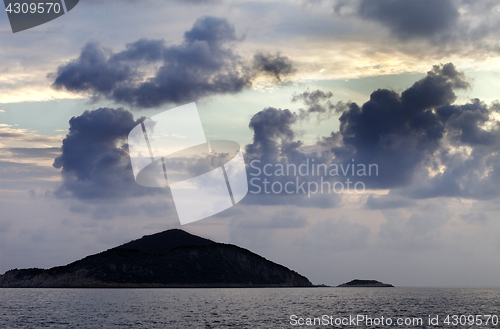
top-left (0, 287), bottom-right (498, 328)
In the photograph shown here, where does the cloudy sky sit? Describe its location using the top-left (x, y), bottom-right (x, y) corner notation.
top-left (0, 0), bottom-right (499, 287)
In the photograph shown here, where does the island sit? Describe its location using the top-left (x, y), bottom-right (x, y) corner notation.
top-left (0, 229), bottom-right (312, 288)
top-left (337, 279), bottom-right (394, 287)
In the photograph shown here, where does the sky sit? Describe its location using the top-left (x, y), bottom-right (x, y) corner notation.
top-left (0, 0), bottom-right (499, 287)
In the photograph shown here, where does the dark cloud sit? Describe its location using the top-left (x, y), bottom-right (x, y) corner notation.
top-left (400, 99), bottom-right (500, 200)
top-left (52, 107), bottom-right (164, 200)
top-left (440, 100), bottom-right (497, 146)
top-left (51, 16), bottom-right (295, 108)
top-left (243, 106), bottom-right (341, 208)
top-left (357, 0), bottom-right (459, 39)
top-left (332, 0), bottom-right (500, 62)
top-left (52, 63), bottom-right (499, 209)
top-left (406, 150), bottom-right (500, 200)
top-left (245, 107), bottom-right (299, 163)
top-left (401, 63), bottom-right (470, 108)
top-left (331, 64), bottom-right (499, 199)
top-left (248, 63), bottom-right (472, 190)
top-left (291, 89), bottom-right (347, 119)
top-left (252, 52), bottom-right (296, 82)
top-left (327, 63), bottom-right (471, 188)
top-left (244, 63), bottom-right (500, 205)
top-left (51, 42), bottom-right (135, 96)
top-left (292, 89), bottom-right (333, 112)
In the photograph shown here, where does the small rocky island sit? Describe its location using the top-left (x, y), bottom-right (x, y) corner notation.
top-left (338, 279), bottom-right (394, 287)
top-left (0, 229), bottom-right (312, 288)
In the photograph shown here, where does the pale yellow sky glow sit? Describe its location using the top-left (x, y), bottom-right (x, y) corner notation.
top-left (3, 47), bottom-right (500, 104)
top-left (0, 72), bottom-right (84, 103)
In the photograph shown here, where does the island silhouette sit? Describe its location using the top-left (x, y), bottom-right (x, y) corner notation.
top-left (0, 229), bottom-right (312, 288)
top-left (338, 279), bottom-right (394, 287)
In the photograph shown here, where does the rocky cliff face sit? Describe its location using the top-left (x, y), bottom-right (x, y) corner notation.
top-left (0, 230), bottom-right (312, 288)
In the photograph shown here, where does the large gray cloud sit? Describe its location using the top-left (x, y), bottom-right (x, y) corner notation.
top-left (246, 64), bottom-right (470, 188)
top-left (331, 0), bottom-right (500, 58)
top-left (252, 52), bottom-right (296, 83)
top-left (292, 89), bottom-right (346, 120)
top-left (243, 106), bottom-right (342, 208)
top-left (392, 100), bottom-right (500, 200)
top-left (244, 63), bottom-right (500, 204)
top-left (52, 107), bottom-right (164, 200)
top-left (356, 0), bottom-right (459, 39)
top-left (327, 63), bottom-right (471, 188)
top-left (245, 107), bottom-right (299, 163)
top-left (51, 16), bottom-right (295, 108)
top-left (52, 63), bottom-right (499, 207)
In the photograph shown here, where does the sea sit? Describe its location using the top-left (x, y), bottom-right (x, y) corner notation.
top-left (0, 287), bottom-right (498, 328)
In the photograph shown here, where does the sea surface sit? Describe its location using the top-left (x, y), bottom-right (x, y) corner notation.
top-left (0, 287), bottom-right (498, 328)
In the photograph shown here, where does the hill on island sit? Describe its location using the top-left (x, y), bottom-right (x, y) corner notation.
top-left (0, 229), bottom-right (312, 288)
top-left (338, 279), bottom-right (394, 287)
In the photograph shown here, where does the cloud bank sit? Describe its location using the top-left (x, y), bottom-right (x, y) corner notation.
top-left (51, 16), bottom-right (295, 108)
top-left (357, 0), bottom-right (459, 39)
top-left (245, 63), bottom-right (500, 203)
top-left (52, 107), bottom-right (164, 200)
top-left (52, 63), bottom-right (499, 208)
